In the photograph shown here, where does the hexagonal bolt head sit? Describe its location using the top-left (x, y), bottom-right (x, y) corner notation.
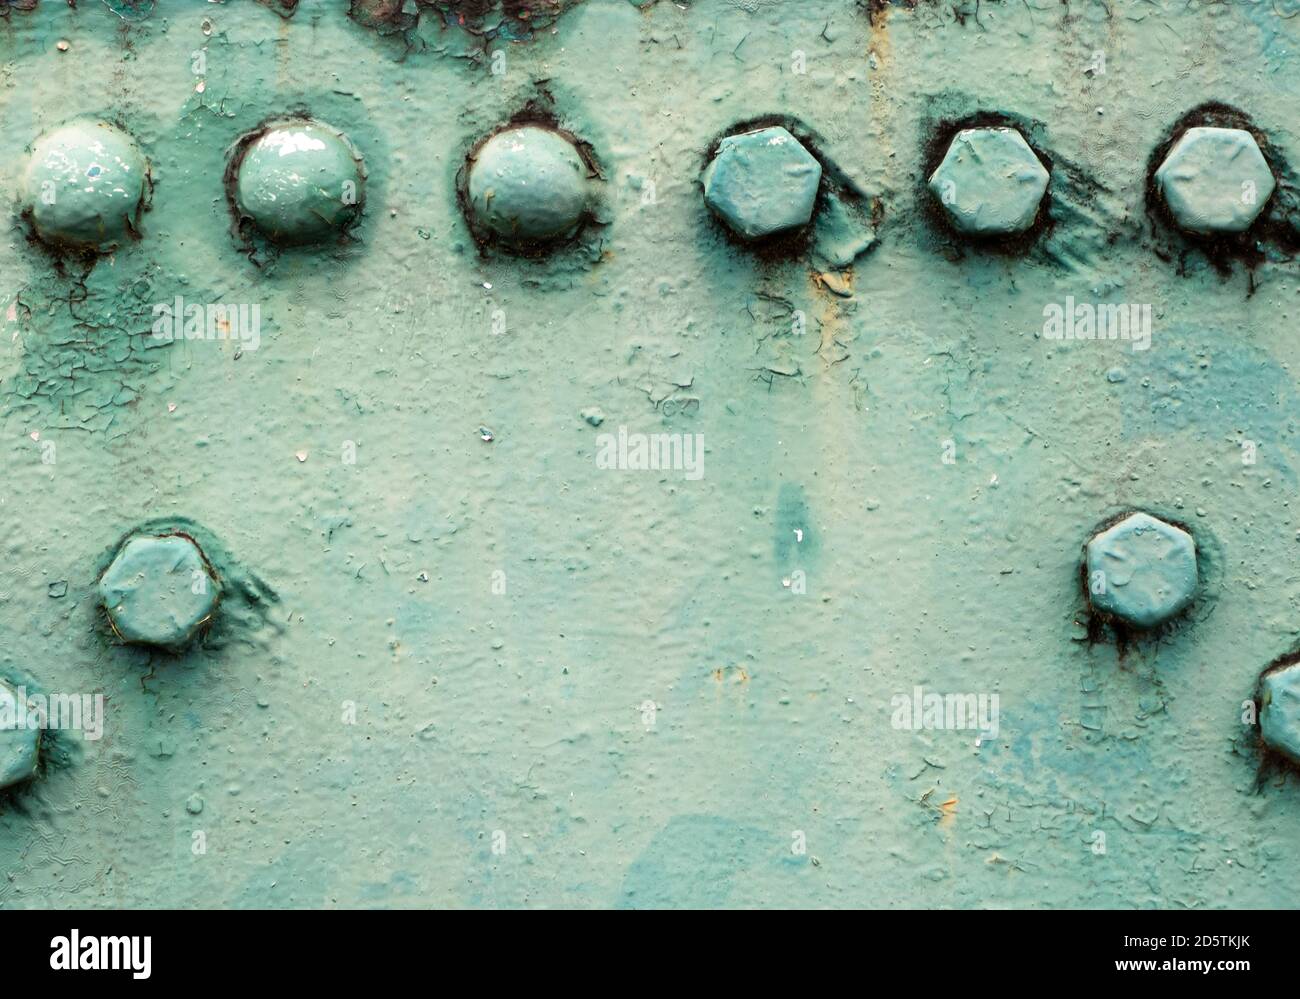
top-left (702, 125), bottom-right (822, 241)
top-left (234, 120), bottom-right (366, 246)
top-left (928, 127), bottom-right (1049, 237)
top-left (98, 534), bottom-right (220, 652)
top-left (22, 120), bottom-right (149, 252)
top-left (1085, 512), bottom-right (1198, 630)
top-left (0, 678), bottom-right (40, 792)
top-left (467, 125), bottom-right (590, 245)
top-left (1154, 126), bottom-right (1275, 236)
top-left (1260, 662), bottom-right (1300, 766)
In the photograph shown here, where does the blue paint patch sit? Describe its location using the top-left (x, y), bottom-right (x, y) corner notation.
top-left (618, 814), bottom-right (787, 908)
top-left (1119, 330), bottom-right (1299, 485)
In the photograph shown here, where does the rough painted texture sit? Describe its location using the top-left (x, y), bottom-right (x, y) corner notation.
top-left (0, 1), bottom-right (1298, 910)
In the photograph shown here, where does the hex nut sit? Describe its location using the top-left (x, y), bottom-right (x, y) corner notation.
top-left (1085, 512), bottom-right (1198, 630)
top-left (702, 125), bottom-right (822, 241)
top-left (1260, 662), bottom-right (1300, 766)
top-left (467, 125), bottom-right (590, 244)
top-left (234, 120), bottom-right (366, 245)
top-left (928, 127), bottom-right (1049, 237)
top-left (99, 534), bottom-right (220, 652)
top-left (1154, 126), bottom-right (1275, 235)
top-left (0, 679), bottom-right (40, 792)
top-left (22, 120), bottom-right (148, 251)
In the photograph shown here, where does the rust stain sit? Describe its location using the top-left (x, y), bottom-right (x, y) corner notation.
top-left (276, 14), bottom-right (292, 87)
top-left (813, 270), bottom-right (852, 298)
top-left (809, 271), bottom-right (852, 370)
top-left (712, 665), bottom-right (751, 685)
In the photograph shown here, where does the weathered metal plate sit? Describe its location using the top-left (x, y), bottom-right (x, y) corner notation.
top-left (1, 0), bottom-right (1299, 909)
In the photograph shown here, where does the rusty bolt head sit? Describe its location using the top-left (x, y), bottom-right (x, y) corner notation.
top-left (1154, 126), bottom-right (1275, 235)
top-left (0, 679), bottom-right (40, 791)
top-left (702, 125), bottom-right (822, 241)
top-left (1085, 512), bottom-right (1197, 630)
top-left (1260, 662), bottom-right (1300, 766)
top-left (99, 534), bottom-right (219, 652)
top-left (928, 127), bottom-right (1049, 237)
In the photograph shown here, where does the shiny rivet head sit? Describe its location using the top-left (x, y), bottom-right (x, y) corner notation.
top-left (233, 119), bottom-right (365, 245)
top-left (23, 120), bottom-right (149, 251)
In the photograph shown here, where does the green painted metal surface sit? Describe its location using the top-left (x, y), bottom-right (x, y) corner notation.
top-left (0, 0), bottom-right (1299, 909)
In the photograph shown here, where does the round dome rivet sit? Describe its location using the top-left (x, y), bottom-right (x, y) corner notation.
top-left (23, 120), bottom-right (149, 252)
top-left (467, 125), bottom-right (590, 246)
top-left (232, 119), bottom-right (366, 246)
